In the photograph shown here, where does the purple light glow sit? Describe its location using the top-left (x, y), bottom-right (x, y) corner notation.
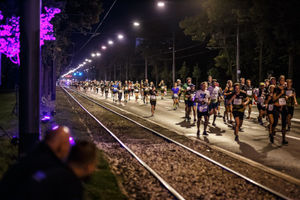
top-left (52, 125), bottom-right (59, 130)
top-left (41, 115), bottom-right (51, 122)
top-left (69, 136), bottom-right (76, 146)
top-left (0, 7), bottom-right (61, 66)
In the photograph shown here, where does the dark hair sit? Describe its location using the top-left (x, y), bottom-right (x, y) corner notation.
top-left (68, 140), bottom-right (97, 166)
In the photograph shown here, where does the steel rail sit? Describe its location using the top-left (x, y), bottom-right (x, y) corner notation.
top-left (62, 86), bottom-right (185, 200)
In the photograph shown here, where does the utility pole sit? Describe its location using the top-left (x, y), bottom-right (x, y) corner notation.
top-left (145, 56), bottom-right (148, 79)
top-left (236, 24), bottom-right (240, 82)
top-left (172, 32), bottom-right (175, 84)
top-left (19, 0), bottom-right (41, 155)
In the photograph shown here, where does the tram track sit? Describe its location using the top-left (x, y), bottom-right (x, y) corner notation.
top-left (62, 86), bottom-right (297, 199)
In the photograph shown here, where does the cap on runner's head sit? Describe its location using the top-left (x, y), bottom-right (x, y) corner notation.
top-left (260, 82), bottom-right (265, 86)
top-left (177, 79), bottom-right (181, 82)
top-left (212, 79), bottom-right (217, 83)
top-left (186, 77), bottom-right (192, 81)
top-left (269, 77), bottom-right (276, 81)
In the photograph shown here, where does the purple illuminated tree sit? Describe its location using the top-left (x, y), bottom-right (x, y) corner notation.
top-left (0, 7), bottom-right (61, 66)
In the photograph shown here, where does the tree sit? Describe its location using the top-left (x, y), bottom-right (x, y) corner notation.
top-left (178, 61), bottom-right (189, 81)
top-left (192, 63), bottom-right (200, 87)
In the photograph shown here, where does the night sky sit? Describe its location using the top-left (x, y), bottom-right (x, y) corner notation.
top-left (72, 0), bottom-right (203, 67)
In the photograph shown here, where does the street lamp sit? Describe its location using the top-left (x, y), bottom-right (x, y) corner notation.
top-left (91, 53), bottom-right (96, 57)
top-left (157, 1), bottom-right (165, 8)
top-left (117, 34), bottom-right (124, 40)
top-left (96, 52), bottom-right (101, 56)
top-left (101, 45), bottom-right (107, 50)
top-left (108, 40), bottom-right (114, 45)
top-left (133, 21), bottom-right (140, 27)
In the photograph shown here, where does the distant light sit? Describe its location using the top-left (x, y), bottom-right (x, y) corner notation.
top-left (157, 1), bottom-right (165, 7)
top-left (101, 45), bottom-right (107, 50)
top-left (79, 72), bottom-right (83, 76)
top-left (96, 52), bottom-right (101, 56)
top-left (88, 60), bottom-right (92, 63)
top-left (91, 53), bottom-right (96, 57)
top-left (133, 21), bottom-right (140, 27)
top-left (83, 62), bottom-right (86, 65)
top-left (108, 40), bottom-right (114, 45)
top-left (117, 34), bottom-right (124, 40)
top-left (52, 125), bottom-right (59, 130)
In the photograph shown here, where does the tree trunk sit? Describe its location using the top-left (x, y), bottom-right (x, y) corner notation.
top-left (259, 40), bottom-right (263, 82)
top-left (288, 50), bottom-right (294, 79)
top-left (155, 64), bottom-right (158, 86)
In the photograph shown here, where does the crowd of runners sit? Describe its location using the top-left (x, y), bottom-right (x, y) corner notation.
top-left (70, 75), bottom-right (297, 144)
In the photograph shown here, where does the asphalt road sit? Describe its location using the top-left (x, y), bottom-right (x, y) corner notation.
top-left (81, 89), bottom-right (300, 180)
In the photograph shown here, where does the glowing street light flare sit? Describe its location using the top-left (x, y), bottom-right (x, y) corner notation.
top-left (157, 1), bottom-right (165, 8)
top-left (91, 53), bottom-right (96, 57)
top-left (108, 40), bottom-right (114, 45)
top-left (133, 21), bottom-right (140, 27)
top-left (117, 34), bottom-right (124, 40)
top-left (101, 45), bottom-right (107, 50)
top-left (96, 52), bottom-right (101, 56)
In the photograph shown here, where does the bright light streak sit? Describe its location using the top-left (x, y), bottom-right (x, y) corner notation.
top-left (101, 45), bottom-right (107, 50)
top-left (96, 52), bottom-right (101, 56)
top-left (91, 53), bottom-right (96, 57)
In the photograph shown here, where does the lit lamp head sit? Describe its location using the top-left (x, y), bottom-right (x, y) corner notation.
top-left (108, 40), bottom-right (114, 45)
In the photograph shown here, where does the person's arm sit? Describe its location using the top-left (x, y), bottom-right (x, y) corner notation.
top-left (272, 87), bottom-right (284, 102)
top-left (223, 87), bottom-right (231, 96)
top-left (243, 96), bottom-right (250, 106)
top-left (228, 93), bottom-right (236, 104)
top-left (294, 92), bottom-right (298, 106)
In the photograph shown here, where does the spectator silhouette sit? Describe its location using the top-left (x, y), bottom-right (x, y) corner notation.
top-left (26, 140), bottom-right (97, 200)
top-left (0, 126), bottom-right (71, 200)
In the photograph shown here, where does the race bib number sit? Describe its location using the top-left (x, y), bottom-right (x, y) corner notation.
top-left (173, 94), bottom-right (178, 98)
top-left (279, 98), bottom-right (286, 106)
top-left (145, 88), bottom-right (149, 92)
top-left (286, 90), bottom-right (293, 96)
top-left (233, 98), bottom-right (242, 105)
top-left (191, 94), bottom-right (195, 99)
top-left (199, 105), bottom-right (208, 112)
top-left (268, 104), bottom-right (274, 111)
top-left (150, 95), bottom-right (156, 100)
top-left (186, 87), bottom-right (191, 91)
top-left (135, 89), bottom-right (139, 93)
top-left (125, 87), bottom-right (128, 90)
top-left (247, 90), bottom-right (252, 96)
top-left (258, 97), bottom-right (264, 104)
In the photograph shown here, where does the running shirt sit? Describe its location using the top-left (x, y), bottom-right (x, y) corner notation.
top-left (232, 92), bottom-right (247, 112)
top-left (149, 90), bottom-right (157, 101)
top-left (183, 83), bottom-right (193, 101)
top-left (224, 87), bottom-right (234, 100)
top-left (244, 85), bottom-right (253, 98)
top-left (286, 88), bottom-right (295, 107)
top-left (112, 84), bottom-right (118, 92)
top-left (134, 83), bottom-right (140, 93)
top-left (274, 85), bottom-right (287, 107)
top-left (195, 90), bottom-right (210, 112)
top-left (257, 88), bottom-right (266, 106)
top-left (208, 86), bottom-right (221, 103)
top-left (172, 87), bottom-right (179, 98)
top-left (160, 83), bottom-right (166, 91)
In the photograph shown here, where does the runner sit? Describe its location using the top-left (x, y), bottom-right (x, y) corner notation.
top-left (183, 77), bottom-right (193, 121)
top-left (143, 79), bottom-right (150, 104)
top-left (190, 85), bottom-right (197, 122)
top-left (208, 79), bottom-right (221, 126)
top-left (265, 85), bottom-right (276, 143)
top-left (124, 80), bottom-right (129, 103)
top-left (228, 83), bottom-right (249, 141)
top-left (104, 81), bottom-right (109, 99)
top-left (207, 75), bottom-right (213, 87)
top-left (195, 82), bottom-right (211, 137)
top-left (134, 81), bottom-right (140, 102)
top-left (149, 86), bottom-right (158, 117)
top-left (273, 75), bottom-right (288, 145)
top-left (286, 79), bottom-right (298, 131)
top-left (112, 81), bottom-right (118, 102)
top-left (159, 80), bottom-right (167, 100)
top-left (255, 82), bottom-right (267, 125)
top-left (216, 81), bottom-right (223, 117)
top-left (118, 81), bottom-right (123, 104)
top-left (223, 80), bottom-right (234, 124)
top-left (177, 79), bottom-right (183, 102)
top-left (171, 82), bottom-right (180, 110)
top-left (100, 81), bottom-right (105, 96)
top-left (244, 79), bottom-right (254, 119)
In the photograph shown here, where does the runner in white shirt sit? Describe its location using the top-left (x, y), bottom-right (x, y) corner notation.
top-left (195, 82), bottom-right (211, 137)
